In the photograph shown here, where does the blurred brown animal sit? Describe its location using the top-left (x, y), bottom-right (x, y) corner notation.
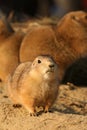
top-left (8, 55), bottom-right (59, 116)
top-left (20, 25), bottom-right (63, 80)
top-left (0, 12), bottom-right (25, 82)
top-left (20, 11), bottom-right (87, 82)
top-left (55, 11), bottom-right (87, 56)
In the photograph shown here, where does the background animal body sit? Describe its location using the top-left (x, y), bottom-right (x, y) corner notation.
top-left (0, 13), bottom-right (24, 82)
top-left (20, 11), bottom-right (87, 83)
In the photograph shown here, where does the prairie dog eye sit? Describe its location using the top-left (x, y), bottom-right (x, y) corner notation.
top-left (38, 60), bottom-right (41, 63)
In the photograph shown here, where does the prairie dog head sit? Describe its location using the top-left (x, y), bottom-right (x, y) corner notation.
top-left (58, 11), bottom-right (87, 27)
top-left (30, 55), bottom-right (58, 80)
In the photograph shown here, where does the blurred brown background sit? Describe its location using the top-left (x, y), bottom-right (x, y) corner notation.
top-left (0, 0), bottom-right (87, 20)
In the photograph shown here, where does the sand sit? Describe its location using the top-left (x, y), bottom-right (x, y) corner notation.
top-left (0, 83), bottom-right (87, 130)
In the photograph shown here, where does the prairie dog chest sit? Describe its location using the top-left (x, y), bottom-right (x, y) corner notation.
top-left (37, 81), bottom-right (56, 99)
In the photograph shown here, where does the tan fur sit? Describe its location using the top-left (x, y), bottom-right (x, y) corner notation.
top-left (8, 55), bottom-right (59, 115)
top-left (20, 11), bottom-right (87, 82)
top-left (0, 19), bottom-right (25, 82)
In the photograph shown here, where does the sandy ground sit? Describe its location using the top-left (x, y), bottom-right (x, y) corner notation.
top-left (0, 82), bottom-right (87, 130)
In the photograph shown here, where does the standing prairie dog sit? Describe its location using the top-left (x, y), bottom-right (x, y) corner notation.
top-left (8, 55), bottom-right (59, 116)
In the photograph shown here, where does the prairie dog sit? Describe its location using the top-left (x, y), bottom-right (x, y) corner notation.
top-left (55, 11), bottom-right (87, 56)
top-left (0, 17), bottom-right (24, 82)
top-left (8, 55), bottom-right (59, 116)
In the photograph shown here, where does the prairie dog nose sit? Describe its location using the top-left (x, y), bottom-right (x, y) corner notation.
top-left (49, 64), bottom-right (54, 68)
